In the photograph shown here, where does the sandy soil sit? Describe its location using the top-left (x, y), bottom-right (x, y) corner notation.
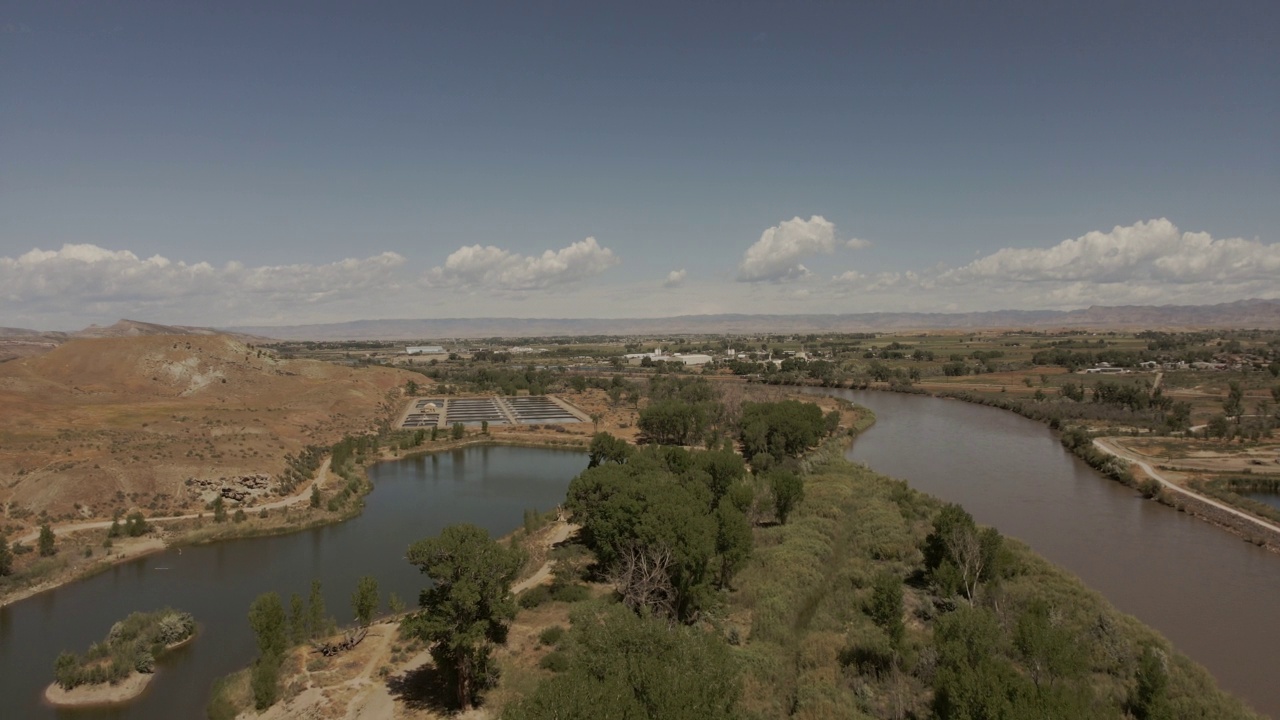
top-left (44, 671), bottom-right (154, 707)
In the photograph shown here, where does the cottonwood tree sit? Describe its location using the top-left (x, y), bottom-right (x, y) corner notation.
top-left (922, 504), bottom-right (1003, 604)
top-left (248, 592), bottom-right (288, 709)
top-left (351, 576), bottom-right (379, 626)
top-left (406, 524), bottom-right (523, 710)
top-left (769, 469), bottom-right (804, 525)
top-left (714, 502), bottom-right (751, 589)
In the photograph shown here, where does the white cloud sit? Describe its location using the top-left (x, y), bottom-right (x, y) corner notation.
top-left (942, 218), bottom-right (1280, 285)
top-left (426, 237), bottom-right (619, 292)
top-left (737, 215), bottom-right (838, 282)
top-left (662, 269), bottom-right (687, 288)
top-left (846, 237), bottom-right (873, 250)
top-left (826, 219), bottom-right (1280, 311)
top-left (0, 243), bottom-right (406, 326)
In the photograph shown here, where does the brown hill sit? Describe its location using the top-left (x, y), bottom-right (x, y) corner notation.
top-left (0, 335), bottom-right (420, 523)
top-left (72, 318), bottom-right (270, 343)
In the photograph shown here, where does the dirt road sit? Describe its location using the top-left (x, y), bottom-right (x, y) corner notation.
top-left (1092, 437), bottom-right (1280, 537)
top-left (13, 457), bottom-right (333, 545)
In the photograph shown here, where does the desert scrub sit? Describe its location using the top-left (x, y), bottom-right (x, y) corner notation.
top-left (52, 608), bottom-right (195, 689)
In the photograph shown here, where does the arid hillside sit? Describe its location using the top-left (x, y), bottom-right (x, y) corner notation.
top-left (0, 335), bottom-right (419, 527)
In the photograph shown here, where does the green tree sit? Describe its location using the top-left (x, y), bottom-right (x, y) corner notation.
top-left (1130, 645), bottom-right (1173, 720)
top-left (288, 593), bottom-right (307, 645)
top-left (769, 469), bottom-right (804, 525)
top-left (451, 422), bottom-right (465, 440)
top-left (1014, 600), bottom-right (1085, 694)
top-left (213, 495), bottom-right (227, 523)
top-left (587, 432), bottom-right (632, 468)
top-left (503, 604), bottom-right (740, 720)
top-left (405, 379), bottom-right (419, 396)
top-left (351, 576), bottom-right (380, 626)
top-left (868, 572), bottom-right (905, 647)
top-left (310, 484), bottom-right (321, 508)
top-left (307, 580), bottom-right (327, 639)
top-left (124, 511), bottom-right (150, 537)
top-left (739, 400), bottom-right (826, 461)
top-left (0, 534), bottom-right (12, 576)
top-left (714, 502), bottom-right (751, 589)
top-left (247, 592), bottom-right (288, 710)
top-left (1224, 380), bottom-right (1244, 422)
top-left (38, 523), bottom-right (56, 557)
top-left (406, 524), bottom-right (523, 710)
top-left (922, 504), bottom-right (1003, 604)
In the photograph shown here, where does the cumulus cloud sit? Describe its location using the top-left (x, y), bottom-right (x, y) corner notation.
top-left (942, 218), bottom-right (1280, 285)
top-left (425, 237), bottom-right (619, 292)
top-left (0, 243), bottom-right (406, 325)
top-left (846, 237), bottom-right (873, 250)
top-left (826, 219), bottom-right (1280, 311)
top-left (663, 269), bottom-right (687, 288)
top-left (737, 215), bottom-right (839, 282)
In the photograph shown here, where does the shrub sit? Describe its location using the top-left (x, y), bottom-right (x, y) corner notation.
top-left (538, 626), bottom-right (566, 647)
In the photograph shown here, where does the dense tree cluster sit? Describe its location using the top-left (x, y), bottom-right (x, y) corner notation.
top-left (566, 442), bottom-right (753, 622)
top-left (739, 399), bottom-right (829, 462)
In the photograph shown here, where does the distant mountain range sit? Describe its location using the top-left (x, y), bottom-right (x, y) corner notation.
top-left (221, 299), bottom-right (1280, 340)
top-left (3, 300), bottom-right (1277, 348)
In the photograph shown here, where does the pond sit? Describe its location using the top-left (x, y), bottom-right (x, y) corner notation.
top-left (0, 445), bottom-right (586, 719)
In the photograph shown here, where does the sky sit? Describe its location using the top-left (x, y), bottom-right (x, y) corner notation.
top-left (2, 1), bottom-right (1278, 330)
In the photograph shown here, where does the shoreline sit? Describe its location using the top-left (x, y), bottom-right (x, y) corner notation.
top-left (0, 432), bottom-right (589, 608)
top-left (44, 671), bottom-right (154, 708)
top-left (829, 382), bottom-right (1280, 556)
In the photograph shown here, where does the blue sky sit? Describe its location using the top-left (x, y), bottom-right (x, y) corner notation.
top-left (2, 1), bottom-right (1277, 329)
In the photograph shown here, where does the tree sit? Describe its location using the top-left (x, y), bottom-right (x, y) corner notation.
top-left (310, 484), bottom-right (321, 508)
top-left (714, 502), bottom-right (751, 589)
top-left (406, 524), bottom-right (523, 710)
top-left (38, 523), bottom-right (56, 557)
top-left (922, 504), bottom-right (1003, 604)
top-left (213, 495), bottom-right (228, 523)
top-left (739, 400), bottom-right (826, 461)
top-left (502, 604), bottom-right (741, 720)
top-left (351, 576), bottom-right (379, 626)
top-left (125, 511), bottom-right (150, 537)
top-left (451, 422), bottom-right (465, 440)
top-left (288, 593), bottom-right (307, 644)
top-left (588, 432), bottom-right (632, 468)
top-left (769, 470), bottom-right (804, 525)
top-left (405, 379), bottom-right (419, 396)
top-left (1224, 380), bottom-right (1245, 422)
top-left (248, 592), bottom-right (288, 710)
top-left (307, 580), bottom-right (327, 639)
top-left (0, 534), bottom-right (12, 576)
top-left (869, 572), bottom-right (905, 647)
top-left (1130, 645), bottom-right (1173, 720)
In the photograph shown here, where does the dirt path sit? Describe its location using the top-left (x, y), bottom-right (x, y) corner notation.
top-left (511, 522), bottom-right (577, 596)
top-left (1093, 437), bottom-right (1280, 537)
top-left (13, 458), bottom-right (333, 545)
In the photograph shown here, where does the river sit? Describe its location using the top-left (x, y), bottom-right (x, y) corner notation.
top-left (4, 394), bottom-right (1279, 717)
top-left (819, 388), bottom-right (1280, 718)
top-left (0, 446), bottom-right (587, 720)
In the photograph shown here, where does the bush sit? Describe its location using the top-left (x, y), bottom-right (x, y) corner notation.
top-left (538, 650), bottom-right (570, 672)
top-left (538, 626), bottom-right (566, 647)
top-left (551, 584), bottom-right (591, 603)
top-left (519, 585), bottom-right (552, 609)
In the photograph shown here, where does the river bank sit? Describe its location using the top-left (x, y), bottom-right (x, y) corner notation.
top-left (0, 429), bottom-right (593, 608)
top-left (821, 381), bottom-right (1280, 555)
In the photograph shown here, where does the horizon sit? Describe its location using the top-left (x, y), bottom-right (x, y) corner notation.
top-left (3, 2), bottom-right (1278, 329)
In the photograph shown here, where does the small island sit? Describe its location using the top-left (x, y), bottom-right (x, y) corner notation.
top-left (45, 608), bottom-right (196, 707)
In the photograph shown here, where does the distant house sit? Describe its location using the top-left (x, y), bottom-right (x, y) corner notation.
top-left (406, 345), bottom-right (446, 355)
top-left (674, 354), bottom-right (713, 366)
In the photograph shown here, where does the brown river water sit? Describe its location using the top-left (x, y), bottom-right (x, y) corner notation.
top-left (821, 388), bottom-right (1280, 718)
